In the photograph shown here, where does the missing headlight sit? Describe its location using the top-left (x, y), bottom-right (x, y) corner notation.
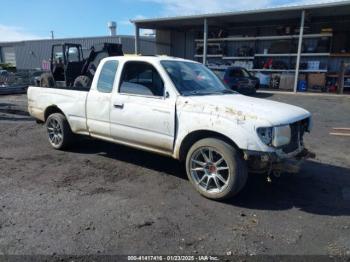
top-left (257, 127), bottom-right (273, 145)
top-left (272, 125), bottom-right (291, 147)
top-left (257, 125), bottom-right (291, 147)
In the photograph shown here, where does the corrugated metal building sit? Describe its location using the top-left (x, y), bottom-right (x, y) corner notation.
top-left (0, 35), bottom-right (156, 70)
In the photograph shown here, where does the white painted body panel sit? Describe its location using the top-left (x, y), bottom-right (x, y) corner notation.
top-left (86, 89), bottom-right (111, 137)
top-left (27, 87), bottom-right (89, 134)
top-left (110, 93), bottom-right (176, 151)
top-left (173, 94), bottom-right (311, 158)
top-left (108, 58), bottom-right (177, 152)
top-left (27, 56), bottom-right (311, 160)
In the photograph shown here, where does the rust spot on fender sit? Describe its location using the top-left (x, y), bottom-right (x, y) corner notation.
top-left (178, 101), bottom-right (258, 121)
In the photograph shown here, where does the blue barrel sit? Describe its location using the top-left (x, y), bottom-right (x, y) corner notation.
top-left (297, 80), bottom-right (307, 92)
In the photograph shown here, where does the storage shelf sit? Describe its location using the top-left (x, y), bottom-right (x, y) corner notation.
top-left (327, 74), bottom-right (350, 78)
top-left (208, 66), bottom-right (231, 70)
top-left (195, 33), bottom-right (332, 43)
top-left (330, 53), bottom-right (350, 57)
top-left (207, 66), bottom-right (327, 73)
top-left (194, 54), bottom-right (223, 58)
top-left (197, 53), bottom-right (331, 59)
top-left (255, 53), bottom-right (330, 57)
top-left (196, 43), bottom-right (221, 47)
top-left (250, 69), bottom-right (328, 73)
top-left (300, 69), bottom-right (328, 73)
top-left (222, 56), bottom-right (255, 60)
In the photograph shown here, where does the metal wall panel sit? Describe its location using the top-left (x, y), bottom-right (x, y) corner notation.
top-left (1, 36), bottom-right (155, 70)
top-left (184, 31), bottom-right (196, 60)
top-left (2, 46), bottom-right (16, 66)
top-left (156, 30), bottom-right (171, 55)
top-left (170, 31), bottom-right (186, 58)
top-left (120, 37), bottom-right (156, 55)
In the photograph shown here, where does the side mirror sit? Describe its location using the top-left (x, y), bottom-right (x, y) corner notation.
top-left (165, 91), bottom-right (170, 98)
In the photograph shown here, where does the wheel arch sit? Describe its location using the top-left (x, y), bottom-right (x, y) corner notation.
top-left (44, 105), bottom-right (66, 121)
top-left (178, 130), bottom-right (242, 162)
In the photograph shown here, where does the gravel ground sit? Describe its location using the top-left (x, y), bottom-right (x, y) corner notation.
top-left (0, 93), bottom-right (349, 256)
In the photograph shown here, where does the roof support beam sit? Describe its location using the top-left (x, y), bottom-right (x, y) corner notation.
top-left (294, 10), bottom-right (305, 93)
top-left (203, 18), bottom-right (208, 65)
top-left (135, 25), bottom-right (140, 55)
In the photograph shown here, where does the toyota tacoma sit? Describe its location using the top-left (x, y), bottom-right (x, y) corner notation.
top-left (28, 56), bottom-right (314, 200)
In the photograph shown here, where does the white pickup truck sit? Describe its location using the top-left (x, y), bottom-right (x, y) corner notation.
top-left (28, 56), bottom-right (314, 200)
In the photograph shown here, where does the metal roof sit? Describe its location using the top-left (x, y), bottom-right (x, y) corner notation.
top-left (132, 1), bottom-right (350, 29)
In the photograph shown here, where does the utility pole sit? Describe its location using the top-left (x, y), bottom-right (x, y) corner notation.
top-left (50, 31), bottom-right (54, 40)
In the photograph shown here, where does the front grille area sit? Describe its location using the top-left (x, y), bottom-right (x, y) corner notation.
top-left (282, 118), bottom-right (309, 154)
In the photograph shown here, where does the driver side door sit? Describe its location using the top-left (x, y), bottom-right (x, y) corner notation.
top-left (110, 61), bottom-right (176, 153)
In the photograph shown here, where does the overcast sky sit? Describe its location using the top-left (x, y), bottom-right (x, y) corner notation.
top-left (0, 0), bottom-right (343, 42)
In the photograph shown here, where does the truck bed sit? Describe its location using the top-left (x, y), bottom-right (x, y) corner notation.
top-left (27, 86), bottom-right (89, 134)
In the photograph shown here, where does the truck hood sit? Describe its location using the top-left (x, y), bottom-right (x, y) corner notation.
top-left (178, 94), bottom-right (311, 126)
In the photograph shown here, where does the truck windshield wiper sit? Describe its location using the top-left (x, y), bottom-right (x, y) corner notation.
top-left (185, 90), bottom-right (215, 96)
top-left (185, 90), bottom-right (233, 96)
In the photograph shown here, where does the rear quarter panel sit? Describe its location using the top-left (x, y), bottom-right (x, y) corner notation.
top-left (27, 86), bottom-right (89, 134)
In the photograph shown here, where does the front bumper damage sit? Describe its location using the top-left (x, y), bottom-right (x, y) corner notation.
top-left (243, 148), bottom-right (316, 177)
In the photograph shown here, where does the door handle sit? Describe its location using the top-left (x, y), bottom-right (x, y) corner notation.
top-left (113, 103), bottom-right (124, 109)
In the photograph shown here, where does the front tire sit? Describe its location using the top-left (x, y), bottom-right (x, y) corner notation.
top-left (185, 138), bottom-right (248, 200)
top-left (46, 113), bottom-right (73, 150)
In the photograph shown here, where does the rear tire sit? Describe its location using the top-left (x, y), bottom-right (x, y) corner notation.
top-left (46, 113), bottom-right (73, 150)
top-left (74, 75), bottom-right (91, 88)
top-left (185, 138), bottom-right (248, 200)
top-left (40, 73), bottom-right (56, 88)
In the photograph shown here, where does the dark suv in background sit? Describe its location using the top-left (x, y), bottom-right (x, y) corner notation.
top-left (211, 67), bottom-right (259, 95)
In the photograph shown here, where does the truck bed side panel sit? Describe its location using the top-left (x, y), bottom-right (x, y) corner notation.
top-left (27, 86), bottom-right (89, 134)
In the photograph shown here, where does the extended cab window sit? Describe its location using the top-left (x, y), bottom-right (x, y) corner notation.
top-left (97, 60), bottom-right (118, 93)
top-left (120, 62), bottom-right (164, 97)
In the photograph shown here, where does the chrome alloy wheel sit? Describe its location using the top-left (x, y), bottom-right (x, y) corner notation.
top-left (190, 147), bottom-right (230, 194)
top-left (47, 118), bottom-right (63, 146)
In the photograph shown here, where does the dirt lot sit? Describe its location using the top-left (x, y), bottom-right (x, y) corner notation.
top-left (0, 93), bottom-right (349, 256)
